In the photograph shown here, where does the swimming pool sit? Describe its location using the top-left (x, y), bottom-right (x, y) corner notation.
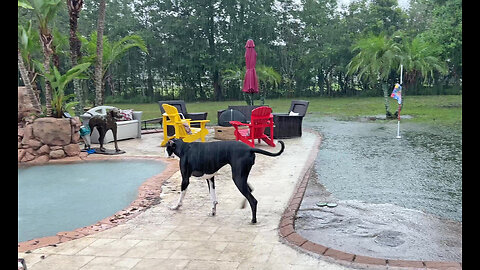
top-left (18, 159), bottom-right (166, 243)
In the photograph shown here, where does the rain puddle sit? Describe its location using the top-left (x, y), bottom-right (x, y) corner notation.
top-left (296, 117), bottom-right (461, 262)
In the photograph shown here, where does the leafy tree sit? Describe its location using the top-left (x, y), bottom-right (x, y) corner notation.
top-left (419, 0), bottom-right (462, 85)
top-left (367, 0), bottom-right (407, 36)
top-left (300, 0), bottom-right (343, 96)
top-left (18, 0), bottom-right (461, 102)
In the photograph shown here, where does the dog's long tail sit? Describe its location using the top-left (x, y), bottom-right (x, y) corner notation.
top-left (250, 140), bottom-right (284, 157)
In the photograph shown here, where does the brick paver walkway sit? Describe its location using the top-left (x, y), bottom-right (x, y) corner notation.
top-left (19, 130), bottom-right (353, 269)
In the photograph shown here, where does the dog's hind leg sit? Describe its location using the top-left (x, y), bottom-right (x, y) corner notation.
top-left (112, 125), bottom-right (121, 152)
top-left (236, 181), bottom-right (257, 224)
top-left (97, 126), bottom-right (106, 151)
top-left (240, 183), bottom-right (254, 209)
top-left (233, 166), bottom-right (258, 223)
top-left (206, 177), bottom-right (218, 216)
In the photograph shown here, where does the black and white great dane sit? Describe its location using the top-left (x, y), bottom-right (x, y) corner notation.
top-left (165, 139), bottom-right (285, 223)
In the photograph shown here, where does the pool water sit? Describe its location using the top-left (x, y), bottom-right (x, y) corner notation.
top-left (18, 160), bottom-right (166, 243)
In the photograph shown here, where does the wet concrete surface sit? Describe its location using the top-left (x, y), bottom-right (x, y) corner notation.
top-left (296, 117), bottom-right (462, 262)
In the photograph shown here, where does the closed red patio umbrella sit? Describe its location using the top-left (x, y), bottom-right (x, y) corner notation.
top-left (242, 39), bottom-right (258, 105)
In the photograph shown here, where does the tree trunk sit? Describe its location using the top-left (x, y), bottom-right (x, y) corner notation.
top-left (94, 0), bottom-right (106, 106)
top-left (18, 48), bottom-right (42, 113)
top-left (207, 2), bottom-right (222, 101)
top-left (39, 31), bottom-right (54, 116)
top-left (381, 82), bottom-right (393, 119)
top-left (146, 46), bottom-right (154, 100)
top-left (67, 0), bottom-right (84, 116)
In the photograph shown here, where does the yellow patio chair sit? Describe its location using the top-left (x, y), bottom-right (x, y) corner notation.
top-left (160, 103), bottom-right (210, 146)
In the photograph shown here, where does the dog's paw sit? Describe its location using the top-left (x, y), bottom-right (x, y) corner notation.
top-left (169, 204), bottom-right (181, 210)
top-left (208, 201), bottom-right (218, 216)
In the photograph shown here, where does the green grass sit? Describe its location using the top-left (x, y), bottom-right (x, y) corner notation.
top-left (102, 95), bottom-right (461, 129)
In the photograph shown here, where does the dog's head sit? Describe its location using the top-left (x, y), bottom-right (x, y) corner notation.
top-left (165, 139), bottom-right (180, 158)
top-left (108, 108), bottom-right (122, 119)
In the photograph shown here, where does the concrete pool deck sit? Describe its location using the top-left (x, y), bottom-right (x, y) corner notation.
top-left (18, 129), bottom-right (461, 269)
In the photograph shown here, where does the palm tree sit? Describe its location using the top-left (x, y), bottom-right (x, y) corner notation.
top-left (18, 1), bottom-right (41, 114)
top-left (94, 0), bottom-right (106, 106)
top-left (222, 65), bottom-right (281, 105)
top-left (67, 0), bottom-right (84, 116)
top-left (347, 34), bottom-right (402, 118)
top-left (18, 21), bottom-right (42, 105)
top-left (401, 36), bottom-right (447, 94)
top-left (79, 32), bottom-right (148, 99)
top-left (18, 48), bottom-right (42, 114)
top-left (30, 0), bottom-right (63, 117)
top-left (256, 65), bottom-right (282, 104)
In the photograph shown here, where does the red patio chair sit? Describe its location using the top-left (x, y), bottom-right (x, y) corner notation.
top-left (229, 106), bottom-right (276, 148)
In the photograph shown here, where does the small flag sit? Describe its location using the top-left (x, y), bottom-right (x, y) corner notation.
top-left (391, 83), bottom-right (402, 104)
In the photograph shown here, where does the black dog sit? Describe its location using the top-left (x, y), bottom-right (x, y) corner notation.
top-left (166, 139), bottom-right (285, 223)
top-left (88, 108), bottom-right (121, 152)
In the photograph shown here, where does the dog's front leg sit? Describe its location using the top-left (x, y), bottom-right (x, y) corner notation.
top-left (112, 125), bottom-right (121, 152)
top-left (97, 126), bottom-right (106, 152)
top-left (206, 177), bottom-right (218, 216)
top-left (170, 189), bottom-right (186, 210)
top-left (170, 176), bottom-right (189, 210)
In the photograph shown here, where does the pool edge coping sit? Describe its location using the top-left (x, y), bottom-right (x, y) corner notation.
top-left (278, 128), bottom-right (462, 270)
top-left (18, 155), bottom-right (179, 253)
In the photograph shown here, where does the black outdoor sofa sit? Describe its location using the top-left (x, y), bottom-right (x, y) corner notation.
top-left (265, 100), bottom-right (309, 139)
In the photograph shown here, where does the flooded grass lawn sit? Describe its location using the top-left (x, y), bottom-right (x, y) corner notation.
top-left (297, 116), bottom-right (461, 262)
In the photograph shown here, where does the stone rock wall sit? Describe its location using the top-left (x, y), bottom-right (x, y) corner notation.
top-left (18, 117), bottom-right (83, 164)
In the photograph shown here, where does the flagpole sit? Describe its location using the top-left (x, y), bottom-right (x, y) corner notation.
top-left (396, 64), bottom-right (403, 139)
top-left (400, 64), bottom-right (403, 85)
top-left (396, 105), bottom-right (402, 138)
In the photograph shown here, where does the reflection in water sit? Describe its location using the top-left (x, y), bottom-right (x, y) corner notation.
top-left (297, 117), bottom-right (462, 262)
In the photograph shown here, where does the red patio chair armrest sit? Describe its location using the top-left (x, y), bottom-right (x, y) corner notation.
top-left (229, 121), bottom-right (250, 127)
